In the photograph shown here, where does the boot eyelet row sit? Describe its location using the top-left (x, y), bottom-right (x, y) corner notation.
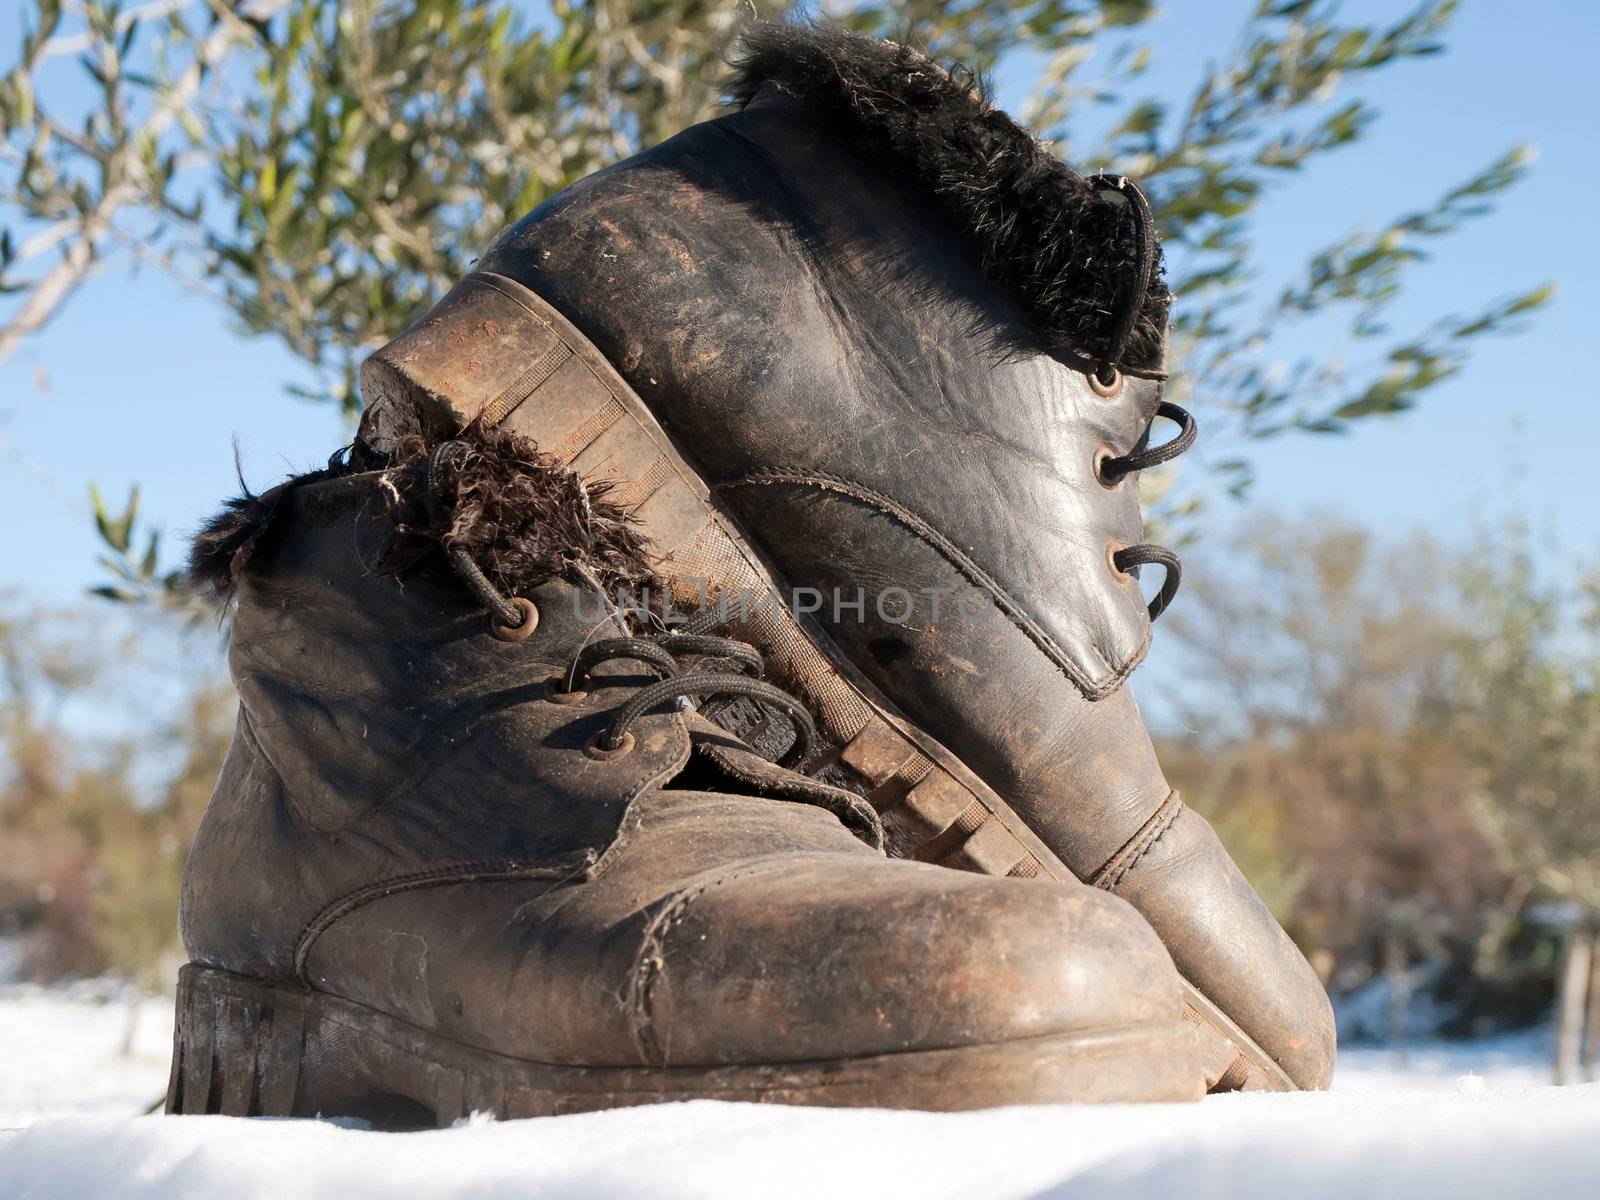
top-left (490, 597), bottom-right (540, 642)
top-left (1087, 365), bottom-right (1124, 398)
top-left (585, 730), bottom-right (635, 760)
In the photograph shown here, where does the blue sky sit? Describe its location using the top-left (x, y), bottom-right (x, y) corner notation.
top-left (1, 0), bottom-right (1594, 643)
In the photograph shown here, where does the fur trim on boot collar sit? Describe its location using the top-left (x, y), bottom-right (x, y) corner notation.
top-left (725, 21), bottom-right (1169, 375)
top-left (383, 424), bottom-right (657, 603)
top-left (188, 424), bottom-right (657, 606)
top-left (186, 444), bottom-right (376, 603)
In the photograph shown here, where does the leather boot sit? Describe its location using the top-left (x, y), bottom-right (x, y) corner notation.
top-left (165, 425), bottom-right (1202, 1125)
top-left (360, 18), bottom-right (1337, 1094)
top-left (358, 25), bottom-right (1335, 1093)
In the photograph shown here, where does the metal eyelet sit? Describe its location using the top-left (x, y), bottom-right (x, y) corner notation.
top-left (544, 678), bottom-right (589, 705)
top-left (585, 730), bottom-right (635, 760)
top-left (1087, 365), bottom-right (1123, 398)
top-left (489, 597), bottom-right (539, 642)
top-left (1106, 539), bottom-right (1133, 582)
top-left (1094, 446), bottom-right (1122, 489)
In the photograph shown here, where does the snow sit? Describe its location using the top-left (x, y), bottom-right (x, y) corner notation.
top-left (1330, 1027), bottom-right (1556, 1093)
top-left (2, 984), bottom-right (1598, 1200)
top-left (0, 981), bottom-right (174, 1126)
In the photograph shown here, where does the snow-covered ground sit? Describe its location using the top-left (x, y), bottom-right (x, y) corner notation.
top-left (1, 983), bottom-right (1596, 1199)
top-left (0, 980), bottom-right (175, 1126)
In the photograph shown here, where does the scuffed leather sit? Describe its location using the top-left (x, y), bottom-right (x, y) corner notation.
top-left (180, 472), bottom-right (690, 977)
top-left (183, 469), bottom-right (1190, 1070)
top-left (307, 791), bottom-right (1181, 1067)
top-left (718, 483), bottom-right (1171, 877)
top-left (1109, 806), bottom-right (1337, 1090)
top-left (481, 87), bottom-right (1158, 700)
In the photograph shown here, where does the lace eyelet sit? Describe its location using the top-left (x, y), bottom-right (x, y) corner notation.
top-left (1094, 446), bottom-right (1123, 489)
top-left (1106, 539), bottom-right (1133, 581)
top-left (1106, 541), bottom-right (1183, 622)
top-left (544, 678), bottom-right (589, 705)
top-left (489, 596), bottom-right (539, 642)
top-left (1087, 365), bottom-right (1123, 398)
top-left (585, 730), bottom-right (635, 760)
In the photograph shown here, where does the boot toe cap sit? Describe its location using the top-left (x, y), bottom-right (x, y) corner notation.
top-left (1108, 806), bottom-right (1337, 1089)
top-left (303, 851), bottom-right (1190, 1073)
top-left (640, 856), bottom-right (1187, 1066)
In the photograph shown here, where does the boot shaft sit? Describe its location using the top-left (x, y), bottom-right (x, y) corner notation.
top-left (478, 86), bottom-right (1165, 689)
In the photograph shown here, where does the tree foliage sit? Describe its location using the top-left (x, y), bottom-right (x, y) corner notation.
top-left (0, 599), bottom-right (232, 982)
top-left (0, 0), bottom-right (282, 361)
top-left (2, 0), bottom-right (1547, 435)
top-left (1450, 532), bottom-right (1600, 910)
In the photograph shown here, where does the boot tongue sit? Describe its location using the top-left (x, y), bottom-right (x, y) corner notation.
top-left (509, 574), bottom-right (885, 849)
top-left (683, 713), bottom-right (884, 850)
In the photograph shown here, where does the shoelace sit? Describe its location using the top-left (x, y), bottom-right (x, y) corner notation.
top-left (1087, 172), bottom-right (1194, 624)
top-left (424, 441), bottom-right (818, 770)
top-left (555, 632), bottom-right (817, 769)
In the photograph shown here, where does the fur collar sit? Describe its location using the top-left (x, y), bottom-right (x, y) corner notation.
top-left (188, 424), bottom-right (658, 605)
top-left (725, 21), bottom-right (1169, 374)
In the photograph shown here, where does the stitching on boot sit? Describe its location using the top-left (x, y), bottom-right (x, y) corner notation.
top-left (717, 468), bottom-right (1149, 699)
top-left (624, 855), bottom-right (814, 1067)
top-left (292, 854), bottom-right (597, 983)
top-left (294, 701), bottom-right (695, 987)
top-left (1089, 791), bottom-right (1184, 894)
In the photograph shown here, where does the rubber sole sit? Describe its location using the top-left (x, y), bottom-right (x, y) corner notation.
top-left (164, 965), bottom-right (1202, 1123)
top-left (360, 271), bottom-right (1293, 1094)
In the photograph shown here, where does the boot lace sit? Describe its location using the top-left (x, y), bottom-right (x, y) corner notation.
top-left (1088, 172), bottom-right (1194, 624)
top-left (557, 632), bottom-right (816, 768)
top-left (425, 441), bottom-right (817, 769)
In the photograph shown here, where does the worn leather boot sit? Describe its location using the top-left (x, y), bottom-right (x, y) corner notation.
top-left (358, 25), bottom-right (1334, 1093)
top-left (165, 426), bottom-right (1202, 1125)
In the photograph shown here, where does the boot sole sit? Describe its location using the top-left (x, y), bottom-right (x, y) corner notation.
top-left (361, 271), bottom-right (1294, 1094)
top-left (164, 964), bottom-right (1202, 1123)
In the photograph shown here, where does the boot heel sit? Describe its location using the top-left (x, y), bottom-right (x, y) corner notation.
top-left (166, 965), bottom-right (466, 1127)
top-left (166, 963), bottom-right (308, 1117)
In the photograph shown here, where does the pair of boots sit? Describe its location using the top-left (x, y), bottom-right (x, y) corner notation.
top-left (167, 25), bottom-right (1333, 1124)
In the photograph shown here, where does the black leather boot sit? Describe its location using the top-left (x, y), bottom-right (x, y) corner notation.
top-left (359, 24), bottom-right (1334, 1092)
top-left (166, 425), bottom-right (1202, 1125)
